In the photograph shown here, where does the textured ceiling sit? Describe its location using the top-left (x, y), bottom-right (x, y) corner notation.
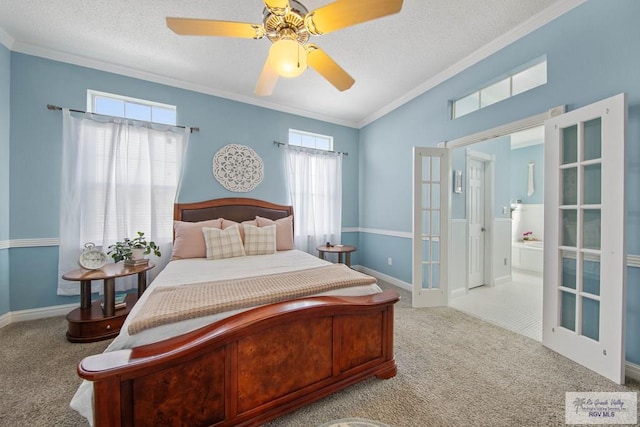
top-left (0, 0), bottom-right (576, 127)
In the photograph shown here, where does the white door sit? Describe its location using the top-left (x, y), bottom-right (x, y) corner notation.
top-left (413, 147), bottom-right (450, 307)
top-left (543, 93), bottom-right (627, 384)
top-left (468, 158), bottom-right (485, 288)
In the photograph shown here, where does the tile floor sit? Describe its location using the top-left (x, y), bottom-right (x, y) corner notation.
top-left (449, 270), bottom-right (543, 341)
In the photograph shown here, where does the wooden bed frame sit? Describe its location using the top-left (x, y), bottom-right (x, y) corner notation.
top-left (77, 198), bottom-right (399, 427)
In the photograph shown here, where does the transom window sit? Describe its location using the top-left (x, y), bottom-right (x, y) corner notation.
top-left (288, 129), bottom-right (333, 151)
top-left (87, 90), bottom-right (177, 125)
top-left (452, 58), bottom-right (547, 119)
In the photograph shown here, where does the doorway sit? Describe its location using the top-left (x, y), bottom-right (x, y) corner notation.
top-left (451, 127), bottom-right (544, 341)
top-left (413, 95), bottom-right (628, 383)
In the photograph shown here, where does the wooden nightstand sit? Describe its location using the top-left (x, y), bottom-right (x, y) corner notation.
top-left (62, 262), bottom-right (154, 343)
top-left (316, 245), bottom-right (356, 268)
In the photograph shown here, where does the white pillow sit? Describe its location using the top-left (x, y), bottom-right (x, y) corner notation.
top-left (243, 224), bottom-right (277, 256)
top-left (202, 224), bottom-right (246, 260)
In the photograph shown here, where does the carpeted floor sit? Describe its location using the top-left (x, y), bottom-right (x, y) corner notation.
top-left (1, 283), bottom-right (638, 426)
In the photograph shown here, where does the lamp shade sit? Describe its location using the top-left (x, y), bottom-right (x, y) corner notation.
top-left (269, 39), bottom-right (307, 78)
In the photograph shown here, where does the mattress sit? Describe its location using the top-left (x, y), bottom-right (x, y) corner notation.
top-left (70, 250), bottom-right (381, 423)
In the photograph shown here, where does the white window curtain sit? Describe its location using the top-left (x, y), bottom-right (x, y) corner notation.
top-left (284, 146), bottom-right (342, 254)
top-left (57, 109), bottom-right (189, 295)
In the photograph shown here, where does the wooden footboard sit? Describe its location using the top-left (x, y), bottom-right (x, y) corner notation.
top-left (78, 290), bottom-right (399, 427)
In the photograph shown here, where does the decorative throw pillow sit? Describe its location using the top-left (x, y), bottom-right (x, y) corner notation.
top-left (171, 219), bottom-right (222, 260)
top-left (243, 224), bottom-right (277, 256)
top-left (256, 215), bottom-right (294, 250)
top-left (221, 219), bottom-right (257, 243)
top-left (202, 224), bottom-right (246, 260)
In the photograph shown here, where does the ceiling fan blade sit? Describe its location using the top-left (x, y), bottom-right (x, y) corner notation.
top-left (166, 18), bottom-right (265, 39)
top-left (255, 57), bottom-right (279, 96)
top-left (305, 0), bottom-right (403, 35)
top-left (306, 45), bottom-right (354, 92)
top-left (264, 0), bottom-right (290, 16)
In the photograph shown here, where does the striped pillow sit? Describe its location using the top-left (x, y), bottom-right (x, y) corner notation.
top-left (243, 224), bottom-right (277, 256)
top-left (202, 224), bottom-right (246, 260)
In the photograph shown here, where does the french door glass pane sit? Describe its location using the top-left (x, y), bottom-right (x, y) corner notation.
top-left (583, 164), bottom-right (602, 204)
top-left (583, 209), bottom-right (601, 250)
top-left (432, 263), bottom-right (440, 289)
top-left (422, 264), bottom-right (430, 289)
top-left (562, 125), bottom-right (578, 164)
top-left (562, 168), bottom-right (578, 205)
top-left (422, 185), bottom-right (430, 209)
top-left (562, 210), bottom-right (577, 247)
top-left (561, 291), bottom-right (576, 331)
top-left (561, 251), bottom-right (577, 290)
top-left (431, 240), bottom-right (439, 262)
top-left (432, 211), bottom-right (440, 236)
top-left (432, 183), bottom-right (440, 209)
top-left (581, 297), bottom-right (600, 341)
top-left (422, 211), bottom-right (430, 235)
top-left (432, 157), bottom-right (440, 182)
top-left (422, 156), bottom-right (430, 181)
top-left (583, 254), bottom-right (601, 296)
top-left (421, 239), bottom-right (430, 261)
top-left (583, 118), bottom-right (602, 161)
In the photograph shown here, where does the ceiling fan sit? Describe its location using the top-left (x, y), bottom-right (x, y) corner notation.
top-left (166, 0), bottom-right (404, 96)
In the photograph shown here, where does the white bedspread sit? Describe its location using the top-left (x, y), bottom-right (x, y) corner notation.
top-left (70, 250), bottom-right (380, 424)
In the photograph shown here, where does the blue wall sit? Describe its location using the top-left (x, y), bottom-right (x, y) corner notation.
top-left (3, 0), bottom-right (640, 364)
top-left (7, 52), bottom-right (359, 310)
top-left (451, 135), bottom-right (512, 220)
top-left (510, 144), bottom-right (544, 204)
top-left (0, 43), bottom-right (9, 316)
top-left (358, 1), bottom-right (640, 364)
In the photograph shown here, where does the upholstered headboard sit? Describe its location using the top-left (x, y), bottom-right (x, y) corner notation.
top-left (174, 198), bottom-right (293, 223)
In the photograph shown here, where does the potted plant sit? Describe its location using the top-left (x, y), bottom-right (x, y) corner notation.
top-left (107, 231), bottom-right (161, 263)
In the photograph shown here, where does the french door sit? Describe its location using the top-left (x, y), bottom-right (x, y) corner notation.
top-left (543, 93), bottom-right (627, 384)
top-left (412, 147), bottom-right (450, 307)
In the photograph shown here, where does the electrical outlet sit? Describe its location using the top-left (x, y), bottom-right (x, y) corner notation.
top-left (387, 257), bottom-right (393, 266)
top-left (504, 258), bottom-right (508, 265)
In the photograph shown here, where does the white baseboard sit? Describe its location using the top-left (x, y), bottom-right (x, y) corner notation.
top-left (625, 361), bottom-right (640, 382)
top-left (1, 303), bottom-right (77, 327)
top-left (0, 312), bottom-right (11, 328)
top-left (353, 265), bottom-right (412, 292)
top-left (493, 275), bottom-right (512, 286)
top-left (450, 287), bottom-right (467, 298)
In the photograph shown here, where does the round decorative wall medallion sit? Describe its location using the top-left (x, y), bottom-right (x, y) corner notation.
top-left (213, 144), bottom-right (264, 192)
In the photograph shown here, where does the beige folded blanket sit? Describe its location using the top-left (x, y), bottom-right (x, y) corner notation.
top-left (128, 264), bottom-right (377, 335)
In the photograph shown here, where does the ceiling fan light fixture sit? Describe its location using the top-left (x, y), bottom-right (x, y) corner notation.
top-left (269, 39), bottom-right (307, 78)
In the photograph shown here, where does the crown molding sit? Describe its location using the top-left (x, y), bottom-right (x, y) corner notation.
top-left (10, 40), bottom-right (357, 129)
top-left (0, 25), bottom-right (15, 50)
top-left (357, 0), bottom-right (586, 128)
top-left (4, 0), bottom-right (585, 130)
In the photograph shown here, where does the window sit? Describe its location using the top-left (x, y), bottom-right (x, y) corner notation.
top-left (288, 129), bottom-right (333, 151)
top-left (87, 90), bottom-right (177, 125)
top-left (452, 58), bottom-right (547, 119)
top-left (57, 103), bottom-right (189, 295)
top-left (284, 129), bottom-right (341, 254)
